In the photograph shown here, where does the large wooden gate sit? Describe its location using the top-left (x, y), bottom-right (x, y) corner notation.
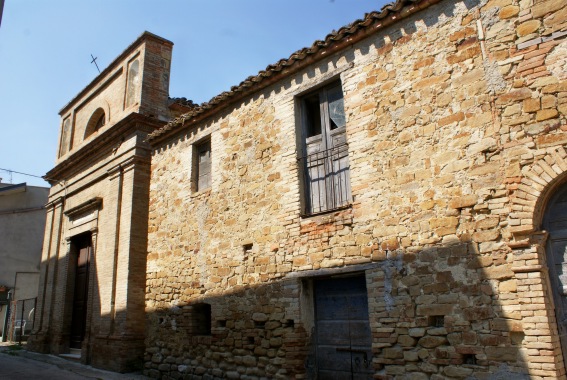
top-left (314, 275), bottom-right (373, 379)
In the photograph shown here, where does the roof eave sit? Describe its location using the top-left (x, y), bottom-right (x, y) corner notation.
top-left (147, 0), bottom-right (439, 146)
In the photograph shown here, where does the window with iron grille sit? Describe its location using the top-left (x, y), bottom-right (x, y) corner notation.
top-left (298, 81), bottom-right (351, 215)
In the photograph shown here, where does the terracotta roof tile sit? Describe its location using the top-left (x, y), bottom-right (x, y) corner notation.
top-left (148, 0), bottom-right (434, 143)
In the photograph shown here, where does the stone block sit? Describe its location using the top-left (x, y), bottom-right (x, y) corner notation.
top-left (444, 366), bottom-right (473, 378)
top-left (496, 88), bottom-right (532, 105)
top-left (485, 347), bottom-right (518, 361)
top-left (383, 347), bottom-right (404, 359)
top-left (475, 217), bottom-right (500, 230)
top-left (449, 195), bottom-right (477, 209)
top-left (499, 5), bottom-right (519, 19)
top-left (464, 306), bottom-right (495, 321)
top-left (418, 336), bottom-right (448, 348)
top-left (416, 304), bottom-right (454, 316)
top-left (532, 0), bottom-right (566, 18)
top-left (523, 98), bottom-right (540, 113)
top-left (484, 264), bottom-right (514, 279)
top-left (398, 335), bottom-right (417, 347)
top-left (517, 20), bottom-right (541, 37)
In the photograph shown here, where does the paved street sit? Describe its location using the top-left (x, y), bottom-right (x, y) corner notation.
top-left (0, 343), bottom-right (148, 379)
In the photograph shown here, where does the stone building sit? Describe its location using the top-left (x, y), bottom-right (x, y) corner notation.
top-left (28, 0), bottom-right (567, 378)
top-left (27, 32), bottom-right (193, 372)
top-left (143, 0), bottom-right (567, 378)
top-left (0, 182), bottom-right (48, 342)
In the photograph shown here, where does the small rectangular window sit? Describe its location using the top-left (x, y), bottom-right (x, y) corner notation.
top-left (298, 81), bottom-right (351, 215)
top-left (191, 303), bottom-right (211, 336)
top-left (193, 138), bottom-right (211, 192)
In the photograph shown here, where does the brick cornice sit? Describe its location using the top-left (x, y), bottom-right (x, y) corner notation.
top-left (45, 113), bottom-right (162, 184)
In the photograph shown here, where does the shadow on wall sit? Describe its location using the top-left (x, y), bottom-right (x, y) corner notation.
top-left (142, 240), bottom-right (539, 379)
top-left (29, 230), bottom-right (146, 373)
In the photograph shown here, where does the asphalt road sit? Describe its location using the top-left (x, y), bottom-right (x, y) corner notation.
top-left (0, 345), bottom-right (147, 380)
top-left (0, 353), bottom-right (93, 379)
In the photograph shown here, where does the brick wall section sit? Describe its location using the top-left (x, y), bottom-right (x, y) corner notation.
top-left (56, 33), bottom-right (173, 165)
top-left (146, 0), bottom-right (567, 378)
top-left (139, 38), bottom-right (173, 121)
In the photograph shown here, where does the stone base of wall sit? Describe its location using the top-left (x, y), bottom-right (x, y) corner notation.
top-left (91, 335), bottom-right (145, 373)
top-left (26, 332), bottom-right (50, 354)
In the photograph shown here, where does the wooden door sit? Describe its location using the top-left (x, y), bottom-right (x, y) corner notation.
top-left (544, 185), bottom-right (567, 366)
top-left (314, 275), bottom-right (373, 379)
top-left (70, 236), bottom-right (91, 349)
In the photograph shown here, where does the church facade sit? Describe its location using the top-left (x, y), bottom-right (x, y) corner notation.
top-left (27, 32), bottom-right (192, 372)
top-left (30, 0), bottom-right (567, 378)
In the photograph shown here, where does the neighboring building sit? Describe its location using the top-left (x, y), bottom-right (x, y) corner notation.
top-left (30, 0), bottom-right (567, 378)
top-left (27, 32), bottom-right (193, 372)
top-left (145, 0), bottom-right (567, 378)
top-left (0, 182), bottom-right (48, 342)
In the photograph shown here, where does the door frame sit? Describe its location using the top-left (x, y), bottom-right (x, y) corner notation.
top-left (312, 272), bottom-right (373, 378)
top-left (62, 232), bottom-right (93, 352)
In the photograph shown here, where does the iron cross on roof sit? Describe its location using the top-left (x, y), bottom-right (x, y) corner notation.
top-left (90, 54), bottom-right (101, 73)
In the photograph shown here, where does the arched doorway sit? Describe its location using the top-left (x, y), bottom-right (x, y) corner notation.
top-left (543, 181), bottom-right (567, 366)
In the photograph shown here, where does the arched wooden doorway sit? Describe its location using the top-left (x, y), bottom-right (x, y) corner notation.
top-left (543, 181), bottom-right (567, 366)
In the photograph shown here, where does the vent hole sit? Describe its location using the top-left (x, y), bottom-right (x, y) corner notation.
top-left (429, 315), bottom-right (444, 327)
top-left (463, 354), bottom-right (477, 365)
top-left (254, 321), bottom-right (266, 328)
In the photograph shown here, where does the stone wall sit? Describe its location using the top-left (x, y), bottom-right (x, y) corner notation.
top-left (147, 0), bottom-right (567, 378)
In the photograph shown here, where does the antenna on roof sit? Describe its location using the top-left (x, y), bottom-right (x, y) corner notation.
top-left (90, 54), bottom-right (101, 74)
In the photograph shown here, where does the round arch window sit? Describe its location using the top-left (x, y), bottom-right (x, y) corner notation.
top-left (84, 108), bottom-right (106, 139)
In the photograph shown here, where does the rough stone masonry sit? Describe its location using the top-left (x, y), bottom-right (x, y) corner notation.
top-left (142, 0), bottom-right (567, 378)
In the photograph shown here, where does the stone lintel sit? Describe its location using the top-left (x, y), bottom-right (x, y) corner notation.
top-left (512, 265), bottom-right (546, 273)
top-left (285, 262), bottom-right (381, 279)
top-left (507, 239), bottom-right (530, 249)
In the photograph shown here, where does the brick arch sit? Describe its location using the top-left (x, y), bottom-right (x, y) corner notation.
top-left (510, 145), bottom-right (567, 236)
top-left (507, 146), bottom-right (567, 378)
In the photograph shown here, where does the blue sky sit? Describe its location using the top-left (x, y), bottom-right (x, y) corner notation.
top-left (0, 0), bottom-right (384, 187)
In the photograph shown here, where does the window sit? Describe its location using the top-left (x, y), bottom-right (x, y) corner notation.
top-left (94, 114), bottom-right (105, 132)
top-left (298, 81), bottom-right (351, 215)
top-left (191, 303), bottom-right (211, 335)
top-left (84, 108), bottom-right (106, 139)
top-left (193, 138), bottom-right (211, 192)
